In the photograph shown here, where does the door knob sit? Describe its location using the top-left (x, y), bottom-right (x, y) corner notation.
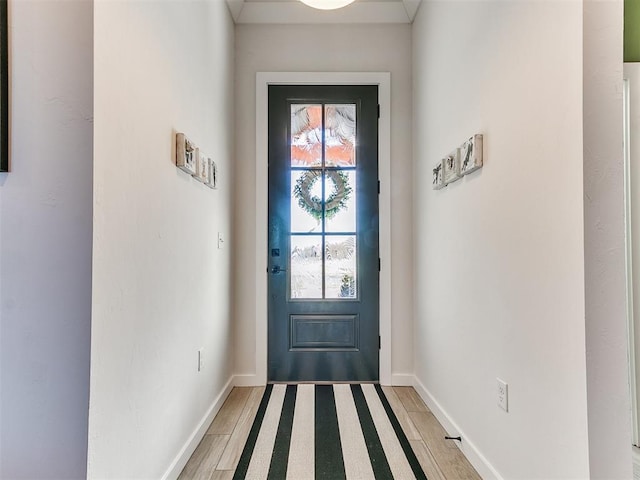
top-left (271, 265), bottom-right (287, 274)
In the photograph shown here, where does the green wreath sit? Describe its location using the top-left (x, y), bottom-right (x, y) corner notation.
top-left (294, 170), bottom-right (352, 222)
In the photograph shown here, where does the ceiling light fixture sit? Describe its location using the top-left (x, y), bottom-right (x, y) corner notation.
top-left (299, 0), bottom-right (356, 10)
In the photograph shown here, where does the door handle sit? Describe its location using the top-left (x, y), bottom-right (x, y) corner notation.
top-left (270, 265), bottom-right (287, 274)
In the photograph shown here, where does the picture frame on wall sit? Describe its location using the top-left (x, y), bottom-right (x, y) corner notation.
top-left (207, 159), bottom-right (218, 189)
top-left (196, 149), bottom-right (209, 183)
top-left (0, 0), bottom-right (9, 173)
top-left (432, 161), bottom-right (444, 190)
top-left (443, 149), bottom-right (461, 185)
top-left (176, 133), bottom-right (197, 175)
top-left (460, 134), bottom-right (483, 175)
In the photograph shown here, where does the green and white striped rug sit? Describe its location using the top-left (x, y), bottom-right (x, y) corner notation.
top-left (233, 384), bottom-right (428, 480)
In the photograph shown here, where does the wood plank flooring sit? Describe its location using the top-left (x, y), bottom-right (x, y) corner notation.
top-left (178, 386), bottom-right (481, 480)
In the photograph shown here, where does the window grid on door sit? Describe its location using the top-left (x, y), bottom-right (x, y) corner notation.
top-left (289, 103), bottom-right (358, 300)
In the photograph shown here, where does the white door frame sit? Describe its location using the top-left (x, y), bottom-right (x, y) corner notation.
top-left (250, 72), bottom-right (392, 385)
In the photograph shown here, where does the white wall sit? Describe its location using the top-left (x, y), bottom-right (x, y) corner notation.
top-left (584, 0), bottom-right (632, 477)
top-left (0, 0), bottom-right (93, 478)
top-left (234, 24), bottom-right (414, 382)
top-left (89, 1), bottom-right (235, 478)
top-left (412, 2), bottom-right (592, 478)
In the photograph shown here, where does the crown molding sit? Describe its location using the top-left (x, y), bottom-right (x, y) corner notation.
top-left (225, 0), bottom-right (421, 24)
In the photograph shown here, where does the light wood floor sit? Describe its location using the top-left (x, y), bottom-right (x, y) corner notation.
top-left (178, 386), bottom-right (481, 480)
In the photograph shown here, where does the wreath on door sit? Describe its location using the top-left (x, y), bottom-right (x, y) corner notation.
top-left (294, 170), bottom-right (352, 222)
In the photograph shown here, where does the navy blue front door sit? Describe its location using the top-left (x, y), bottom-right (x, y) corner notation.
top-left (267, 85), bottom-right (379, 382)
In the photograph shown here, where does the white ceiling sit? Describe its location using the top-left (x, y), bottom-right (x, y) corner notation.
top-left (225, 0), bottom-right (421, 24)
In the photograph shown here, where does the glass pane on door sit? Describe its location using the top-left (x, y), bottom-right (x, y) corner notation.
top-left (291, 105), bottom-right (322, 167)
top-left (291, 170), bottom-right (323, 233)
top-left (325, 235), bottom-right (357, 299)
top-left (325, 104), bottom-right (356, 167)
top-left (289, 103), bottom-right (358, 300)
top-left (290, 235), bottom-right (323, 299)
top-left (325, 170), bottom-right (356, 233)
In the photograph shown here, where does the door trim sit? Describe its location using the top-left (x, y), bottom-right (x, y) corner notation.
top-left (247, 72), bottom-right (391, 386)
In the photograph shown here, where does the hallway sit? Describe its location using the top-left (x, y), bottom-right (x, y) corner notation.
top-left (0, 0), bottom-right (631, 479)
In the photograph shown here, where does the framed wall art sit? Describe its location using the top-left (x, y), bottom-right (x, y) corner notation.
top-left (460, 134), bottom-right (483, 175)
top-left (207, 159), bottom-right (218, 189)
top-left (176, 133), bottom-right (197, 175)
top-left (196, 149), bottom-right (209, 183)
top-left (443, 149), bottom-right (461, 185)
top-left (432, 161), bottom-right (444, 190)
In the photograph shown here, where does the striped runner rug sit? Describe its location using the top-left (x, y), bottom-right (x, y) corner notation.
top-left (233, 384), bottom-right (427, 480)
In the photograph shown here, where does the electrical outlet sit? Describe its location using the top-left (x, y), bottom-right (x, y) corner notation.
top-left (198, 348), bottom-right (204, 372)
top-left (497, 378), bottom-right (508, 412)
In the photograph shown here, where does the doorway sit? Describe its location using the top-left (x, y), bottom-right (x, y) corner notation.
top-left (267, 85), bottom-right (379, 382)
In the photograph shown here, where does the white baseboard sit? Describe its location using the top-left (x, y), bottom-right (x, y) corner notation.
top-left (412, 376), bottom-right (503, 480)
top-left (232, 373), bottom-right (264, 387)
top-left (390, 373), bottom-right (415, 386)
top-left (161, 377), bottom-right (235, 480)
